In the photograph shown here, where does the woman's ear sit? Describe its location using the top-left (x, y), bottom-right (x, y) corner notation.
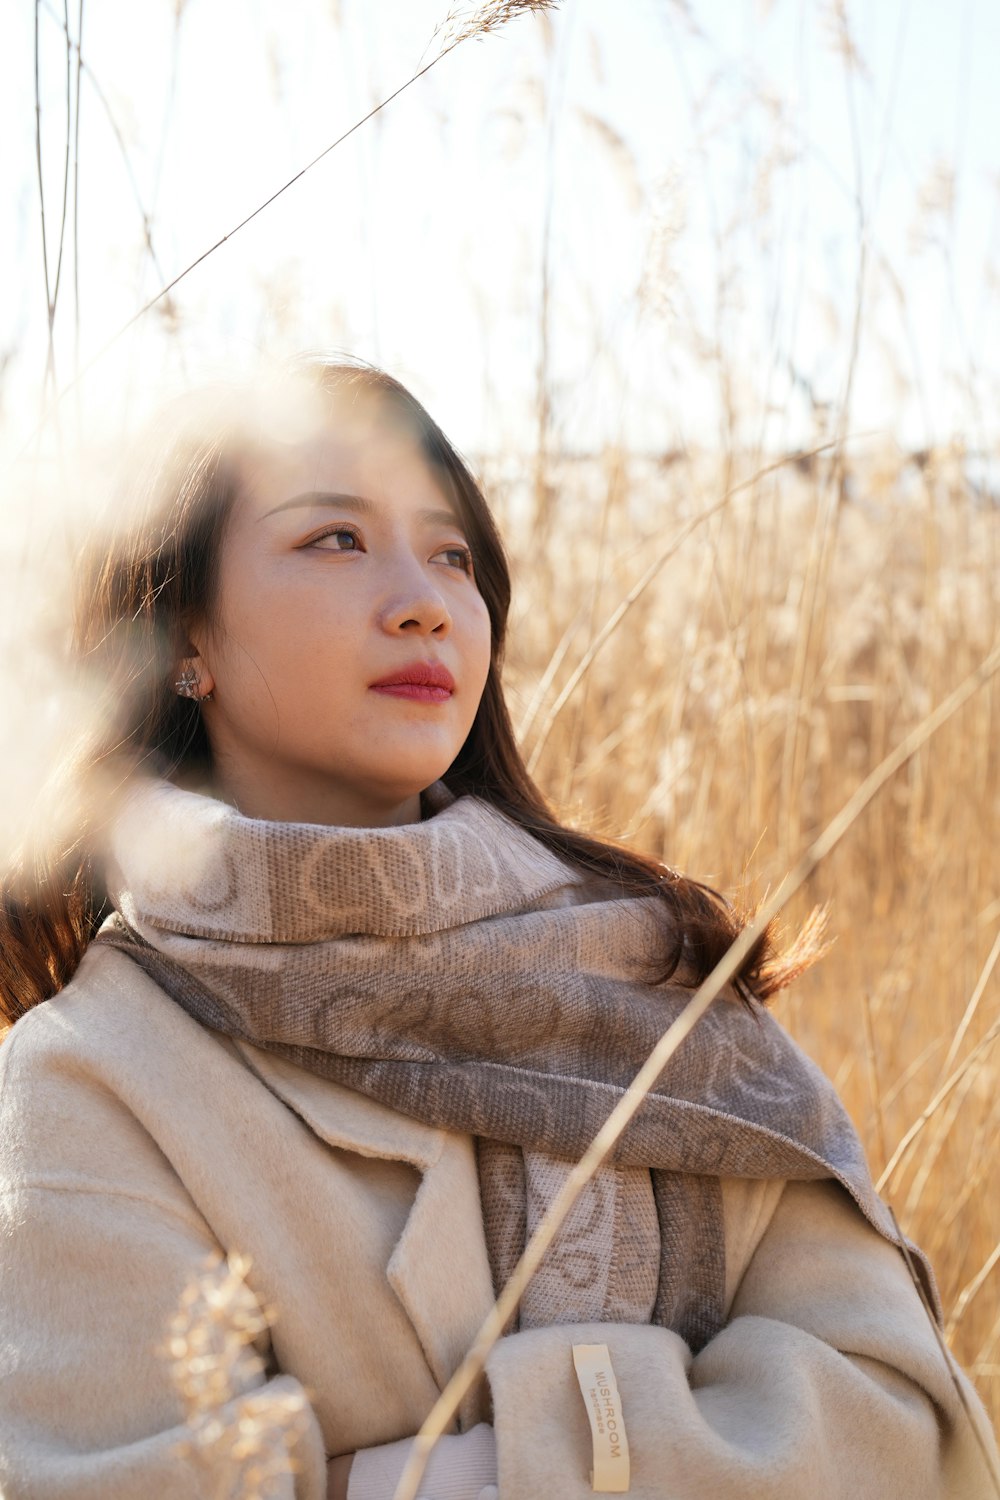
top-left (174, 643), bottom-right (215, 703)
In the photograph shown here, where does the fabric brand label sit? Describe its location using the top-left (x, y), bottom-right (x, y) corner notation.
top-left (572, 1342), bottom-right (631, 1493)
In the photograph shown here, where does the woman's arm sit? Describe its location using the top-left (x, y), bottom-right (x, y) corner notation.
top-left (0, 1177), bottom-right (329, 1498)
top-left (0, 1019), bottom-right (330, 1499)
top-left (481, 1177), bottom-right (999, 1499)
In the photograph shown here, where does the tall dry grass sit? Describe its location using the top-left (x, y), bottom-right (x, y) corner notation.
top-left (11, 0), bottom-right (999, 1478)
top-left (477, 435), bottom-right (1000, 1429)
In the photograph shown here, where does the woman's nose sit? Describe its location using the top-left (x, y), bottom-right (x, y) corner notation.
top-left (377, 562), bottom-right (452, 637)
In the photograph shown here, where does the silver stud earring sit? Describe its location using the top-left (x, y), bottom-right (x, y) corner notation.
top-left (174, 664), bottom-right (214, 702)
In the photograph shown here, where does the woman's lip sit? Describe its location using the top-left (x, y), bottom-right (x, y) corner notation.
top-left (369, 660), bottom-right (456, 691)
top-left (370, 683), bottom-right (452, 703)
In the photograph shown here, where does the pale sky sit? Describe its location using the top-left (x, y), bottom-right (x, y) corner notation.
top-left (3, 0), bottom-right (999, 458)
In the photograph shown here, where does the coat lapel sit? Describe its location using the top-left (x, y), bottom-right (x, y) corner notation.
top-left (385, 1127), bottom-right (496, 1395)
top-left (231, 1040), bottom-right (497, 1410)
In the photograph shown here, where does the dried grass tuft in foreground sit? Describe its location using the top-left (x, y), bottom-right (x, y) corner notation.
top-left (164, 1252), bottom-right (311, 1498)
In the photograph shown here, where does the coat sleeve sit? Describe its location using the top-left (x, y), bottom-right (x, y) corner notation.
top-left (0, 1025), bottom-right (329, 1500)
top-left (482, 1177), bottom-right (1000, 1500)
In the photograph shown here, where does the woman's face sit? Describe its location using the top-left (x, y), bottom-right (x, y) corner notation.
top-left (185, 397), bottom-right (493, 826)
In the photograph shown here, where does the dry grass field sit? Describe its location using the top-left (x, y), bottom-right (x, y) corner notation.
top-left (487, 436), bottom-right (1000, 1429)
top-left (6, 0), bottom-right (999, 1475)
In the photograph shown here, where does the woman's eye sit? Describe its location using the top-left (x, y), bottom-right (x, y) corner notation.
top-left (310, 526), bottom-right (361, 550)
top-left (437, 545), bottom-right (474, 573)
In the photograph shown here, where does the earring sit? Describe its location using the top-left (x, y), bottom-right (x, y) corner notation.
top-left (174, 663), bottom-right (214, 702)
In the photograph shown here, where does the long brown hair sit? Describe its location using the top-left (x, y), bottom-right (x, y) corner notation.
top-left (0, 357), bottom-right (818, 1028)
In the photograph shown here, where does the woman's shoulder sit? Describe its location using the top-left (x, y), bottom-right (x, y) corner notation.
top-left (2, 942), bottom-right (224, 1091)
top-left (0, 943), bottom-right (241, 1190)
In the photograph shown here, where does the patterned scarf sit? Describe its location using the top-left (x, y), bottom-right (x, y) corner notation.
top-left (92, 775), bottom-right (937, 1352)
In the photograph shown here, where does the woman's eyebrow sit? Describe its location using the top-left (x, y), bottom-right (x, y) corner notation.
top-left (258, 491), bottom-right (463, 530)
top-left (260, 490), bottom-right (372, 520)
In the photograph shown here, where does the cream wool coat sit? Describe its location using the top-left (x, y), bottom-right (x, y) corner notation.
top-left (0, 940), bottom-right (996, 1499)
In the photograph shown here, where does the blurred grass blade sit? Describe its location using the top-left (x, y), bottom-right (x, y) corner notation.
top-left (948, 1243), bottom-right (1000, 1341)
top-left (877, 1016), bottom-right (1000, 1193)
top-left (939, 925), bottom-right (1000, 1083)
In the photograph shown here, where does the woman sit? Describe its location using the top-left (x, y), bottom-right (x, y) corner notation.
top-left (0, 357), bottom-right (996, 1499)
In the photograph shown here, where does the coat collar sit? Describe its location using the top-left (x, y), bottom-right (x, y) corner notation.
top-left (231, 1039), bottom-right (496, 1414)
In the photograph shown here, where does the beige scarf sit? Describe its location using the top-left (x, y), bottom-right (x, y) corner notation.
top-left (93, 776), bottom-right (938, 1352)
